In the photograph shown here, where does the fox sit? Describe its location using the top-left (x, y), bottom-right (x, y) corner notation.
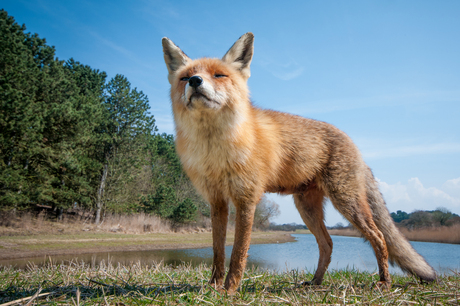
top-left (161, 32), bottom-right (436, 293)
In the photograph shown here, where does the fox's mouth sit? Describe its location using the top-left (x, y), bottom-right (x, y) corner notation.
top-left (188, 92), bottom-right (220, 107)
top-left (191, 92), bottom-right (208, 100)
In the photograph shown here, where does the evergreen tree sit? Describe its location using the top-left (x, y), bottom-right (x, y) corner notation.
top-left (142, 183), bottom-right (177, 218)
top-left (150, 133), bottom-right (210, 219)
top-left (63, 59), bottom-right (107, 210)
top-left (95, 75), bottom-right (156, 223)
top-left (28, 44), bottom-right (105, 213)
top-left (0, 10), bottom-right (42, 209)
top-left (0, 10), bottom-right (203, 225)
top-left (171, 198), bottom-right (197, 225)
top-left (1, 10), bottom-right (108, 213)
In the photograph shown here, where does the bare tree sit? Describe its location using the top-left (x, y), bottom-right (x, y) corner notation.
top-left (253, 196), bottom-right (281, 229)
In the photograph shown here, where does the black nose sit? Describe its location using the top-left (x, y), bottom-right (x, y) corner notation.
top-left (189, 76), bottom-right (203, 88)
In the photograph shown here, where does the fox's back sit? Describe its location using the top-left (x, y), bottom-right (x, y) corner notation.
top-left (254, 108), bottom-right (357, 192)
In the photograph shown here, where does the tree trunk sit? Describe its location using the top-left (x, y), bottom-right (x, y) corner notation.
top-left (57, 207), bottom-right (64, 221)
top-left (95, 163), bottom-right (108, 224)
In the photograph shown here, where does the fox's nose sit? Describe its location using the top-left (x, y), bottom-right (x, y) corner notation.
top-left (189, 76), bottom-right (203, 88)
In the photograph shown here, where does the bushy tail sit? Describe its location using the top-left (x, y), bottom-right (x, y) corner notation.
top-left (365, 168), bottom-right (436, 282)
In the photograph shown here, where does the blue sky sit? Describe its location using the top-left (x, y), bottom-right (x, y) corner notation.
top-left (3, 0), bottom-right (460, 225)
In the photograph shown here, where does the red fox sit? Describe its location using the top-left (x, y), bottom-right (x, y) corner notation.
top-left (162, 33), bottom-right (436, 293)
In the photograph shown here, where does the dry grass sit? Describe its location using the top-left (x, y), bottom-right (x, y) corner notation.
top-left (328, 228), bottom-right (361, 238)
top-left (1, 260), bottom-right (458, 305)
top-left (0, 211), bottom-right (200, 236)
top-left (97, 212), bottom-right (173, 234)
top-left (399, 224), bottom-right (460, 244)
top-left (0, 210), bottom-right (263, 238)
top-left (328, 224), bottom-right (460, 244)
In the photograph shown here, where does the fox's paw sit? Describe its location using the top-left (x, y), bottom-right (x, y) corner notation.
top-left (223, 276), bottom-right (240, 295)
top-left (208, 278), bottom-right (224, 293)
top-left (302, 278), bottom-right (322, 286)
top-left (373, 280), bottom-right (391, 290)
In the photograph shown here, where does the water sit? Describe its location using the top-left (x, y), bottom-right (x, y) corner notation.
top-left (1, 234), bottom-right (459, 274)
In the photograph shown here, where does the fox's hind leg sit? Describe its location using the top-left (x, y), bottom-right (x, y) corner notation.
top-left (329, 191), bottom-right (391, 287)
top-left (293, 187), bottom-right (333, 285)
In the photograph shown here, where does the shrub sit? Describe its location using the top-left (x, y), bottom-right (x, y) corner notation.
top-left (171, 198), bottom-right (197, 225)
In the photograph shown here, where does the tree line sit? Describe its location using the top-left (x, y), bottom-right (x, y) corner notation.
top-left (327, 207), bottom-right (460, 231)
top-left (267, 207), bottom-right (460, 232)
top-left (390, 208), bottom-right (459, 229)
top-left (0, 10), bottom-right (205, 224)
top-left (0, 10), bottom-right (280, 228)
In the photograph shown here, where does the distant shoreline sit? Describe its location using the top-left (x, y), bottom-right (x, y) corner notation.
top-left (2, 224), bottom-right (458, 262)
top-left (322, 226), bottom-right (460, 245)
top-left (0, 230), bottom-right (295, 261)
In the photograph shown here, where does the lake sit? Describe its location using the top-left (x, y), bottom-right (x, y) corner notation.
top-left (2, 234), bottom-right (459, 274)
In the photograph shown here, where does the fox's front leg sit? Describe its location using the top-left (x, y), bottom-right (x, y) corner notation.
top-left (224, 197), bottom-right (258, 294)
top-left (209, 196), bottom-right (229, 289)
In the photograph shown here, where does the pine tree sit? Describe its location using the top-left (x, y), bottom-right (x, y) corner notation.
top-left (0, 10), bottom-right (108, 212)
top-left (171, 198), bottom-right (197, 225)
top-left (0, 10), bottom-right (47, 209)
top-left (95, 75), bottom-right (156, 223)
top-left (142, 183), bottom-right (177, 218)
top-left (0, 10), bottom-right (203, 225)
top-left (63, 59), bottom-right (107, 210)
top-left (150, 133), bottom-right (210, 219)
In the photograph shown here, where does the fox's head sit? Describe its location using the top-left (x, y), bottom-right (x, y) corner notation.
top-left (162, 33), bottom-right (254, 116)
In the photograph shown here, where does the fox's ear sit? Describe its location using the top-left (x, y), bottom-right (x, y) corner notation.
top-left (222, 32), bottom-right (254, 79)
top-left (162, 37), bottom-right (191, 84)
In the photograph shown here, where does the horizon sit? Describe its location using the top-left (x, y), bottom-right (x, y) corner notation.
top-left (2, 1), bottom-right (459, 226)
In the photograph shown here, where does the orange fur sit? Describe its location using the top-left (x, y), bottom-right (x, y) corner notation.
top-left (162, 33), bottom-right (436, 293)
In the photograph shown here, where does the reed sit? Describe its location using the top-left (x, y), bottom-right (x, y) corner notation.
top-left (0, 211), bottom-right (179, 235)
top-left (399, 224), bottom-right (460, 244)
top-left (98, 212), bottom-right (173, 234)
top-left (328, 224), bottom-right (460, 244)
top-left (1, 259), bottom-right (458, 305)
top-left (328, 227), bottom-right (361, 238)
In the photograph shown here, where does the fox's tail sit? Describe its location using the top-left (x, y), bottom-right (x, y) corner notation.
top-left (365, 168), bottom-right (436, 282)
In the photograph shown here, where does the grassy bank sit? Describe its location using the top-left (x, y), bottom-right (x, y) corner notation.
top-left (327, 224), bottom-right (460, 244)
top-left (1, 260), bottom-right (458, 305)
top-left (0, 212), bottom-right (296, 261)
top-left (0, 231), bottom-right (295, 261)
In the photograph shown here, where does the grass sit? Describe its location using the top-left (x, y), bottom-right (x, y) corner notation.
top-left (0, 212), bottom-right (174, 236)
top-left (1, 260), bottom-right (459, 305)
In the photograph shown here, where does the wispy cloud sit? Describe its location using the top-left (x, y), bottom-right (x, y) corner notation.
top-left (90, 31), bottom-right (133, 57)
top-left (274, 67), bottom-right (304, 81)
top-left (141, 0), bottom-right (181, 20)
top-left (258, 59), bottom-right (304, 81)
top-left (87, 31), bottom-right (154, 70)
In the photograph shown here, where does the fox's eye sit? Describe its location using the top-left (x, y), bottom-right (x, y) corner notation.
top-left (214, 74), bottom-right (227, 78)
top-left (180, 77), bottom-right (190, 81)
